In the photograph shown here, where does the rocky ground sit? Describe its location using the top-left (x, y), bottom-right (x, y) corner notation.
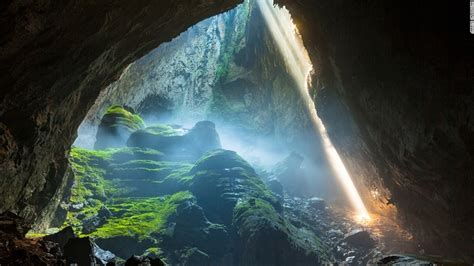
top-left (0, 106), bottom-right (447, 265)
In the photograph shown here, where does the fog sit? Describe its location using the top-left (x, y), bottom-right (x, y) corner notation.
top-left (73, 0), bottom-right (347, 204)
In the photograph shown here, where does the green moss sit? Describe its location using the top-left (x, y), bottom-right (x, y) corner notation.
top-left (103, 105), bottom-right (145, 131)
top-left (111, 147), bottom-right (164, 163)
top-left (233, 198), bottom-right (285, 234)
top-left (25, 232), bottom-right (47, 239)
top-left (108, 160), bottom-right (193, 182)
top-left (191, 150), bottom-right (278, 208)
top-left (90, 191), bottom-right (194, 239)
top-left (143, 124), bottom-right (181, 136)
top-left (65, 147), bottom-right (196, 238)
top-left (214, 0), bottom-right (251, 82)
top-left (233, 197), bottom-right (329, 260)
top-left (155, 165), bottom-right (194, 187)
top-left (68, 147), bottom-right (116, 204)
top-left (191, 149), bottom-right (254, 174)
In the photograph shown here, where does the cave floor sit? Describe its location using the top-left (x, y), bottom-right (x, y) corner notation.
top-left (282, 196), bottom-right (420, 264)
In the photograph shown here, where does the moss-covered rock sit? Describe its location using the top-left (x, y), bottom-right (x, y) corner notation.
top-left (190, 149), bottom-right (279, 225)
top-left (94, 105), bottom-right (145, 150)
top-left (232, 198), bottom-right (324, 265)
top-left (127, 121), bottom-right (221, 161)
top-left (272, 152), bottom-right (312, 197)
top-left (160, 201), bottom-right (231, 263)
top-left (63, 145), bottom-right (327, 264)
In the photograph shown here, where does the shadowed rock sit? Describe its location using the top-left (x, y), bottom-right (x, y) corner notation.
top-left (43, 226), bottom-right (75, 250)
top-left (127, 121), bottom-right (221, 161)
top-left (95, 106), bottom-right (145, 149)
top-left (343, 230), bottom-right (375, 249)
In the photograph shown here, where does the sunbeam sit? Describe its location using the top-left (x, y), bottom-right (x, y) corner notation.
top-left (256, 0), bottom-right (370, 221)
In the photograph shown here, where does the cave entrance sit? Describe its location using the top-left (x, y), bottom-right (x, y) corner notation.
top-left (36, 0), bottom-right (386, 264)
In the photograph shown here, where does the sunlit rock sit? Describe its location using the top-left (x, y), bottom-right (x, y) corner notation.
top-left (43, 226), bottom-right (75, 251)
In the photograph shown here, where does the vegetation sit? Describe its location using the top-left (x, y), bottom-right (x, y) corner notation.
top-left (90, 191), bottom-right (194, 239)
top-left (233, 197), bottom-right (329, 261)
top-left (214, 0), bottom-right (251, 82)
top-left (103, 105), bottom-right (145, 131)
top-left (65, 146), bottom-right (194, 239)
top-left (233, 197), bottom-right (285, 234)
top-left (65, 122), bottom-right (325, 262)
top-left (191, 149), bottom-right (254, 174)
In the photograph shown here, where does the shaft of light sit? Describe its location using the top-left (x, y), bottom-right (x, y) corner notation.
top-left (256, 0), bottom-right (370, 221)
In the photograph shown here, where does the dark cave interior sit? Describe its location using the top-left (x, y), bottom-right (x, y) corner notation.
top-left (0, 0), bottom-right (473, 265)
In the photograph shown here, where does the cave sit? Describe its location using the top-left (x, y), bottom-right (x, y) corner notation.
top-left (0, 0), bottom-right (473, 265)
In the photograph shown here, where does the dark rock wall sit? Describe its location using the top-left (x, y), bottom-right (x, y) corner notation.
top-left (0, 0), bottom-right (242, 226)
top-left (276, 0), bottom-right (474, 258)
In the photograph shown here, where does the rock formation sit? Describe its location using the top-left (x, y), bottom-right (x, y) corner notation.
top-left (0, 0), bottom-right (472, 261)
top-left (75, 0), bottom-right (316, 154)
top-left (95, 105), bottom-right (145, 149)
top-left (59, 128), bottom-right (324, 264)
top-left (127, 120), bottom-right (221, 161)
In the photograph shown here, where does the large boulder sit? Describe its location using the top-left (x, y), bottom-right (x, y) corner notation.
top-left (343, 230), bottom-right (375, 249)
top-left (82, 206), bottom-right (113, 234)
top-left (43, 226), bottom-right (75, 250)
top-left (189, 149), bottom-right (279, 225)
top-left (127, 121), bottom-right (221, 161)
top-left (162, 200), bottom-right (231, 263)
top-left (94, 105), bottom-right (145, 150)
top-left (272, 152), bottom-right (311, 197)
top-left (232, 198), bottom-right (321, 265)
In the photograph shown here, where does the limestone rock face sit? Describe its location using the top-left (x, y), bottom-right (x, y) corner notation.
top-left (76, 1), bottom-right (315, 153)
top-left (74, 5), bottom-right (246, 146)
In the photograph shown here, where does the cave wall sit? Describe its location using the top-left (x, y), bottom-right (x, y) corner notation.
top-left (0, 0), bottom-right (242, 226)
top-left (74, 2), bottom-right (251, 148)
top-left (76, 0), bottom-right (315, 152)
top-left (276, 0), bottom-right (474, 258)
